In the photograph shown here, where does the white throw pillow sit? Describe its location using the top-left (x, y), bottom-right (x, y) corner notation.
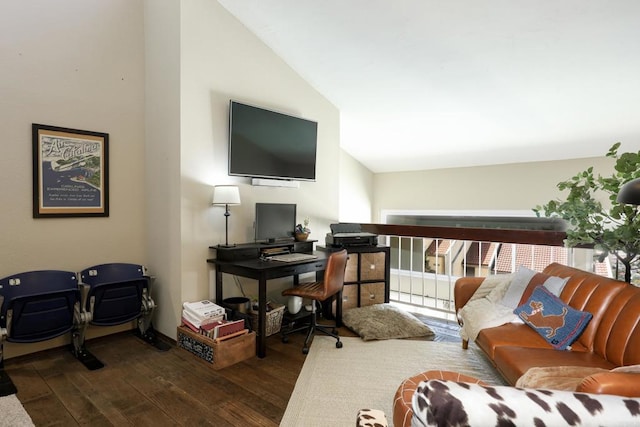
top-left (500, 265), bottom-right (568, 309)
top-left (611, 364), bottom-right (640, 373)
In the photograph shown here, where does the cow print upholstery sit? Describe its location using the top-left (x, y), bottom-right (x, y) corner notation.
top-left (412, 380), bottom-right (640, 427)
top-left (356, 408), bottom-right (388, 427)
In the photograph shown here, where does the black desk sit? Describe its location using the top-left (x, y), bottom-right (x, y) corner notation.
top-left (208, 250), bottom-right (329, 358)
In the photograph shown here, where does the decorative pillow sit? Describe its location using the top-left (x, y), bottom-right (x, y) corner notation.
top-left (515, 366), bottom-right (609, 391)
top-left (514, 286), bottom-right (592, 350)
top-left (611, 364), bottom-right (640, 373)
top-left (342, 303), bottom-right (435, 341)
top-left (500, 266), bottom-right (569, 309)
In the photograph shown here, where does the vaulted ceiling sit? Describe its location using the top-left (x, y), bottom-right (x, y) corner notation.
top-left (218, 1), bottom-right (640, 173)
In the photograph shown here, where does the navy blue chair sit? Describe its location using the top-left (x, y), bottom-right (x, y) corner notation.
top-left (77, 263), bottom-right (168, 351)
top-left (0, 270), bottom-right (84, 394)
top-left (0, 270), bottom-right (79, 344)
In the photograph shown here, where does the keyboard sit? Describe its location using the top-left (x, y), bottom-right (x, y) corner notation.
top-left (269, 253), bottom-right (318, 262)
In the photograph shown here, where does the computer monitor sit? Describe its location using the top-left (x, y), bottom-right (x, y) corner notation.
top-left (254, 203), bottom-right (296, 243)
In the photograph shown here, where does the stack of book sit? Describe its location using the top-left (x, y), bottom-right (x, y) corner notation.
top-left (181, 300), bottom-right (246, 340)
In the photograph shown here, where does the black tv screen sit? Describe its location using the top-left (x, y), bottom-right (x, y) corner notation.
top-left (229, 101), bottom-right (318, 181)
top-left (255, 203), bottom-right (296, 243)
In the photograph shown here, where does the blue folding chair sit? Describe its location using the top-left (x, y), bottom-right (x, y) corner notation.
top-left (0, 270), bottom-right (86, 395)
top-left (76, 263), bottom-right (168, 351)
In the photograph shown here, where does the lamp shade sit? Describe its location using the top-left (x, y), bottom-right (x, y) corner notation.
top-left (617, 178), bottom-right (640, 205)
top-left (212, 185), bottom-right (241, 206)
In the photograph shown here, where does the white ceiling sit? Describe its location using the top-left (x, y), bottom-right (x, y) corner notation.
top-left (217, 0), bottom-right (640, 173)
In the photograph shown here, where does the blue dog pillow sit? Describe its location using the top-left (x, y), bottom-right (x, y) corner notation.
top-left (514, 286), bottom-right (592, 350)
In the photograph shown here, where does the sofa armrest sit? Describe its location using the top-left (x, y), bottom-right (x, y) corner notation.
top-left (454, 277), bottom-right (485, 314)
top-left (576, 372), bottom-right (640, 397)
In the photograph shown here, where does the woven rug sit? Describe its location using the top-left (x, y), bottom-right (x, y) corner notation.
top-left (0, 394), bottom-right (34, 426)
top-left (281, 336), bottom-right (505, 426)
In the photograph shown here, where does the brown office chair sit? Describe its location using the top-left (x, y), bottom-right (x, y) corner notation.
top-left (281, 249), bottom-right (348, 354)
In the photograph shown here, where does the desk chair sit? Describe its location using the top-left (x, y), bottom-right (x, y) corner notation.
top-left (73, 263), bottom-right (169, 359)
top-left (0, 270), bottom-right (83, 394)
top-left (281, 249), bottom-right (348, 354)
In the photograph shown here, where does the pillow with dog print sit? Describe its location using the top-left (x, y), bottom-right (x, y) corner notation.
top-left (513, 286), bottom-right (592, 350)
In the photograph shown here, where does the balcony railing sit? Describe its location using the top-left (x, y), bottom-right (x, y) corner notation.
top-left (360, 223), bottom-right (604, 321)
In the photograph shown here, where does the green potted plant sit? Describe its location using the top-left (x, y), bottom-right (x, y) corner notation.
top-left (534, 143), bottom-right (640, 283)
top-left (295, 218), bottom-right (311, 241)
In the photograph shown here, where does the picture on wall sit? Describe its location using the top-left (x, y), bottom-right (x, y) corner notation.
top-left (32, 123), bottom-right (109, 218)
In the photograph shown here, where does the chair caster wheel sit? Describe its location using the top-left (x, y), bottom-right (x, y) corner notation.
top-left (336, 341), bottom-right (343, 349)
top-left (302, 347), bottom-right (309, 354)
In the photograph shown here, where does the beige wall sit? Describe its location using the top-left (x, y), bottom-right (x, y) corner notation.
top-left (147, 0), bottom-right (341, 336)
top-left (339, 151), bottom-right (375, 223)
top-left (1, 0), bottom-right (340, 357)
top-left (0, 0), bottom-right (147, 357)
top-left (372, 156), bottom-right (619, 220)
top-left (144, 0), bottom-right (183, 339)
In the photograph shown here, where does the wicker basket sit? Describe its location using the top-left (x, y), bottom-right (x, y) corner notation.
top-left (250, 303), bottom-right (285, 336)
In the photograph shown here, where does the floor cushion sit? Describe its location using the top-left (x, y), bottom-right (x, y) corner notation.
top-left (342, 303), bottom-right (435, 341)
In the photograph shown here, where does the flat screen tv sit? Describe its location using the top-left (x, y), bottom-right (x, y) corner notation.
top-left (255, 203), bottom-right (296, 243)
top-left (229, 101), bottom-right (318, 181)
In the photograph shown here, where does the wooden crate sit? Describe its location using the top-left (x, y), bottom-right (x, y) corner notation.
top-left (360, 282), bottom-right (386, 306)
top-left (176, 326), bottom-right (255, 369)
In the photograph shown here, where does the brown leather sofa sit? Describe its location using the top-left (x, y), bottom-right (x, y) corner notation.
top-left (454, 263), bottom-right (640, 397)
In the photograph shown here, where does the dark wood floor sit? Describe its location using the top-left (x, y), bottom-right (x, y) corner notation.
top-left (4, 317), bottom-right (460, 426)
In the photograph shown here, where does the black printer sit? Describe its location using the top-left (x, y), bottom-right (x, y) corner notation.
top-left (325, 223), bottom-right (378, 247)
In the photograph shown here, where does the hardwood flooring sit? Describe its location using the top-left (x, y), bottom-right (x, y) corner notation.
top-left (4, 317), bottom-right (460, 426)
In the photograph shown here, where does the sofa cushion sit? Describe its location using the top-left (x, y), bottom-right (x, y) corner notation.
top-left (500, 265), bottom-right (568, 309)
top-left (476, 323), bottom-right (551, 360)
top-left (411, 379), bottom-right (640, 427)
top-left (514, 286), bottom-right (592, 350)
top-left (493, 345), bottom-right (616, 385)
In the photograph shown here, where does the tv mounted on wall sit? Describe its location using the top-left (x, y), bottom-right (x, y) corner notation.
top-left (254, 203), bottom-right (296, 243)
top-left (228, 101), bottom-right (318, 181)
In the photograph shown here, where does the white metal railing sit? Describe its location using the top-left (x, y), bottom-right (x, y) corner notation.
top-left (381, 234), bottom-right (603, 321)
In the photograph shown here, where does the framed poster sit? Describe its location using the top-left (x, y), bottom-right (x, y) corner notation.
top-left (32, 123), bottom-right (109, 218)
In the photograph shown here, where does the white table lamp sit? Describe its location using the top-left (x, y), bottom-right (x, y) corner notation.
top-left (212, 185), bottom-right (241, 247)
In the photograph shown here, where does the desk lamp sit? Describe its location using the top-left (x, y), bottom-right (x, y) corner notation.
top-left (212, 185), bottom-right (241, 247)
top-left (617, 178), bottom-right (640, 205)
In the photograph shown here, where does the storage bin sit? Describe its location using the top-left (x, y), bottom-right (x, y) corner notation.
top-left (249, 303), bottom-right (285, 336)
top-left (332, 284), bottom-right (358, 316)
top-left (360, 252), bottom-right (386, 281)
top-left (176, 326), bottom-right (255, 369)
top-left (360, 282), bottom-right (386, 306)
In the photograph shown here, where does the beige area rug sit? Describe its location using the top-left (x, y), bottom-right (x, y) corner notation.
top-left (0, 394), bottom-right (34, 426)
top-left (281, 336), bottom-right (505, 427)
